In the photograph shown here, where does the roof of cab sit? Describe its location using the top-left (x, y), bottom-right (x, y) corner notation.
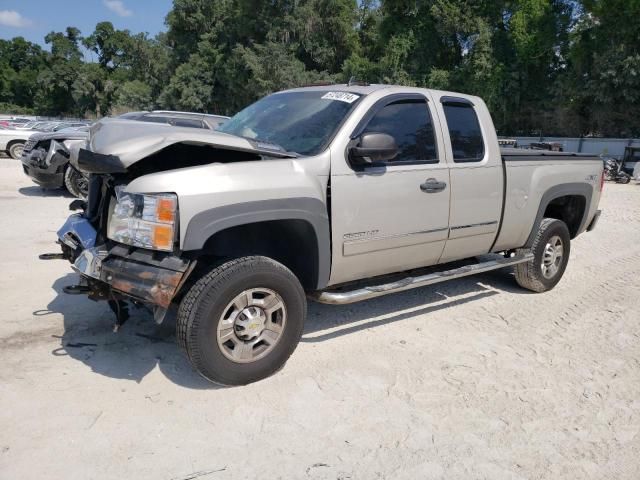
top-left (285, 83), bottom-right (393, 95)
top-left (284, 83), bottom-right (482, 104)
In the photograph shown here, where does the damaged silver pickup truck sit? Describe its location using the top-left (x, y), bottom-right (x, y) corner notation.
top-left (50, 84), bottom-right (604, 385)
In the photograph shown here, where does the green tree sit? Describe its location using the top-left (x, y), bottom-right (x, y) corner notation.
top-left (0, 37), bottom-right (47, 109)
top-left (72, 62), bottom-right (115, 117)
top-left (1, 0), bottom-right (639, 138)
top-left (83, 22), bottom-right (134, 70)
top-left (112, 80), bottom-right (153, 111)
top-left (36, 27), bottom-right (85, 115)
top-left (559, 0), bottom-right (640, 136)
top-left (158, 33), bottom-right (224, 112)
top-left (165, 0), bottom-right (235, 63)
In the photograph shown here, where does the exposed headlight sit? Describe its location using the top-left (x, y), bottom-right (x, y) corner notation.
top-left (107, 187), bottom-right (178, 251)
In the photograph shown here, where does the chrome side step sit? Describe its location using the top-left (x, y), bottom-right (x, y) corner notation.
top-left (309, 253), bottom-right (533, 305)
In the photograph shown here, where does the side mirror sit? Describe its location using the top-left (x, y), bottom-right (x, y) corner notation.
top-left (349, 132), bottom-right (399, 165)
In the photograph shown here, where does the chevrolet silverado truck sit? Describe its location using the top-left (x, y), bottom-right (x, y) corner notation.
top-left (50, 84), bottom-right (603, 385)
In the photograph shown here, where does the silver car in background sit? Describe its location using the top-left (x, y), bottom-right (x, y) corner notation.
top-left (21, 110), bottom-right (230, 198)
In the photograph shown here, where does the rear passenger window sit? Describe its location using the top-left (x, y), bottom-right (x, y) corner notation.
top-left (443, 103), bottom-right (485, 162)
top-left (172, 118), bottom-right (206, 129)
top-left (362, 100), bottom-right (437, 163)
top-left (141, 116), bottom-right (170, 124)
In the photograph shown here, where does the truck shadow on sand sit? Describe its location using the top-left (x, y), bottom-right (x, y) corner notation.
top-left (42, 269), bottom-right (526, 388)
top-left (302, 268), bottom-right (524, 343)
top-left (18, 186), bottom-right (73, 198)
top-left (42, 273), bottom-right (215, 389)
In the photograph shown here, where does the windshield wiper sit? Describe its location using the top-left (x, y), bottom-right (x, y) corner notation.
top-left (245, 138), bottom-right (299, 157)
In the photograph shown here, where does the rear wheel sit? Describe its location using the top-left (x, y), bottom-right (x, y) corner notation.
top-left (177, 256), bottom-right (306, 386)
top-left (515, 218), bottom-right (571, 293)
top-left (8, 142), bottom-right (24, 159)
top-left (64, 166), bottom-right (89, 199)
top-left (618, 174), bottom-right (631, 184)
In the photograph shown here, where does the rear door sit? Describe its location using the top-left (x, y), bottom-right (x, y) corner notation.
top-left (433, 95), bottom-right (503, 263)
top-left (328, 93), bottom-right (451, 285)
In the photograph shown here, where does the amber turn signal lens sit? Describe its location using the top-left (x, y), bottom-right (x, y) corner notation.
top-left (152, 225), bottom-right (174, 249)
top-left (156, 197), bottom-right (176, 223)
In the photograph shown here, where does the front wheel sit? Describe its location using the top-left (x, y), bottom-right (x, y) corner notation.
top-left (64, 166), bottom-right (89, 199)
top-left (177, 256), bottom-right (306, 386)
top-left (8, 142), bottom-right (24, 159)
top-left (617, 174), bottom-right (631, 184)
top-left (515, 218), bottom-right (571, 293)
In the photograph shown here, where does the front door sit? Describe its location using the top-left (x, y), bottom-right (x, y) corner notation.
top-left (328, 93), bottom-right (451, 285)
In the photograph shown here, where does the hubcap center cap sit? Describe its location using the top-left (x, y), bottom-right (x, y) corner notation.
top-left (234, 306), bottom-right (267, 340)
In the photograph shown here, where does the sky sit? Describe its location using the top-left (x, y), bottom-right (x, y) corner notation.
top-left (0, 0), bottom-right (173, 53)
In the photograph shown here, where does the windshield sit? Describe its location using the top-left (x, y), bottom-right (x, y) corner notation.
top-left (217, 90), bottom-right (363, 155)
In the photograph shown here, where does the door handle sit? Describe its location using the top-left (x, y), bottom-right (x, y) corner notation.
top-left (420, 178), bottom-right (447, 193)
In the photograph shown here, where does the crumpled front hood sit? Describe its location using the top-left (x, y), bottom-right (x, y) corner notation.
top-left (88, 118), bottom-right (295, 168)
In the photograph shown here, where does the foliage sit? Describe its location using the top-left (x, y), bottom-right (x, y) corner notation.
top-left (112, 80), bottom-right (153, 111)
top-left (0, 1), bottom-right (639, 136)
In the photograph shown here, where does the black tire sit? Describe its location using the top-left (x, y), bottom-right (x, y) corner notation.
top-left (618, 175), bottom-right (631, 184)
top-left (64, 166), bottom-right (89, 199)
top-left (8, 142), bottom-right (25, 160)
top-left (515, 218), bottom-right (571, 293)
top-left (177, 256), bottom-right (306, 386)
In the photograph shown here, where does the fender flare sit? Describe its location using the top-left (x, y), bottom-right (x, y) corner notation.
top-left (182, 197), bottom-right (331, 289)
top-left (524, 182), bottom-right (593, 247)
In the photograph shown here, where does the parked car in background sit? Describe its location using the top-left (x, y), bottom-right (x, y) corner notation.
top-left (14, 121), bottom-right (42, 130)
top-left (529, 141), bottom-right (564, 152)
top-left (51, 122), bottom-right (90, 132)
top-left (0, 117), bottom-right (33, 127)
top-left (39, 122), bottom-right (71, 132)
top-left (26, 121), bottom-right (58, 131)
top-left (119, 110), bottom-right (229, 129)
top-left (21, 127), bottom-right (90, 197)
top-left (7, 118), bottom-right (32, 127)
top-left (12, 120), bottom-right (90, 132)
top-left (21, 111), bottom-right (227, 198)
top-left (0, 127), bottom-right (35, 159)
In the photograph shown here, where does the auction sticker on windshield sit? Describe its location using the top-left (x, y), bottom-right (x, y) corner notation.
top-left (321, 92), bottom-right (360, 103)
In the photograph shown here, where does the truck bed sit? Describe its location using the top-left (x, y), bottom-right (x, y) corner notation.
top-left (500, 148), bottom-right (602, 162)
top-left (492, 148), bottom-right (603, 252)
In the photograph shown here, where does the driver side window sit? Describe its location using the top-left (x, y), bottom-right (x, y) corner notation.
top-left (362, 99), bottom-right (437, 164)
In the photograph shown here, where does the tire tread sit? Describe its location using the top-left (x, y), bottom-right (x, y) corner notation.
top-left (176, 256), bottom-right (305, 385)
top-left (515, 218), bottom-right (570, 293)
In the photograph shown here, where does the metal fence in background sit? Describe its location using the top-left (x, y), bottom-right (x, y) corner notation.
top-left (509, 137), bottom-right (640, 159)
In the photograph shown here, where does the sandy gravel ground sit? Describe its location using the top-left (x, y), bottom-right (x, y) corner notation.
top-left (0, 158), bottom-right (638, 480)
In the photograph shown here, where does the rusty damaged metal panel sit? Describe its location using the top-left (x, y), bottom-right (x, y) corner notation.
top-left (100, 257), bottom-right (186, 308)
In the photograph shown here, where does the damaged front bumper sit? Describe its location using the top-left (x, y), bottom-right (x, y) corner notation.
top-left (58, 215), bottom-right (192, 310)
top-left (21, 141), bottom-right (71, 188)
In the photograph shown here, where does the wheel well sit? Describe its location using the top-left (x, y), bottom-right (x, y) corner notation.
top-left (543, 195), bottom-right (586, 238)
top-left (7, 139), bottom-right (25, 149)
top-left (197, 220), bottom-right (320, 290)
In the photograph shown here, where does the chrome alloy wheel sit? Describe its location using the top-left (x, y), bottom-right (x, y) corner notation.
top-left (216, 288), bottom-right (287, 363)
top-left (541, 235), bottom-right (564, 279)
